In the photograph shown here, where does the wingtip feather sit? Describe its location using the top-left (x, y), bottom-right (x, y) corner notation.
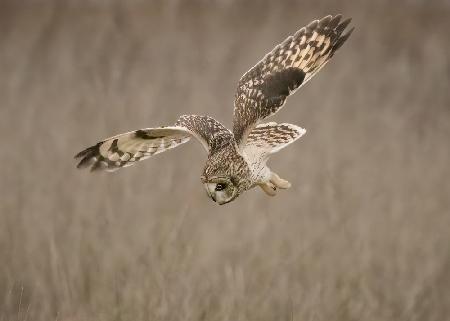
top-left (74, 143), bottom-right (102, 169)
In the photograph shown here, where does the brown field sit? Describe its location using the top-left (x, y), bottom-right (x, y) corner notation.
top-left (0, 0), bottom-right (449, 320)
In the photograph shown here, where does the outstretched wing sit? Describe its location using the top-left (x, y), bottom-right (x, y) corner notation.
top-left (233, 14), bottom-right (353, 148)
top-left (75, 115), bottom-right (233, 172)
top-left (244, 122), bottom-right (306, 162)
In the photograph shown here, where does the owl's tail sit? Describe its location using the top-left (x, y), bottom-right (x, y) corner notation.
top-left (244, 122), bottom-right (306, 157)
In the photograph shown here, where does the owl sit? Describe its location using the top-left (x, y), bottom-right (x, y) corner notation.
top-left (75, 15), bottom-right (354, 205)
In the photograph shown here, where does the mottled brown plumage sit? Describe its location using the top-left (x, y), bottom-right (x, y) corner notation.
top-left (233, 14), bottom-right (354, 146)
top-left (75, 14), bottom-right (354, 205)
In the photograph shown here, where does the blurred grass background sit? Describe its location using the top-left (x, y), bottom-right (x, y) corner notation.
top-left (0, 0), bottom-right (449, 320)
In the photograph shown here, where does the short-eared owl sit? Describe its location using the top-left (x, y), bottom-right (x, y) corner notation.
top-left (75, 15), bottom-right (354, 205)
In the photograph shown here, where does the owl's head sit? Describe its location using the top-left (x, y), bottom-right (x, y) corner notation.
top-left (201, 146), bottom-right (250, 205)
top-left (201, 176), bottom-right (239, 205)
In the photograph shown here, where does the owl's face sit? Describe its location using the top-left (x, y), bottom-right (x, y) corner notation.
top-left (202, 176), bottom-right (238, 205)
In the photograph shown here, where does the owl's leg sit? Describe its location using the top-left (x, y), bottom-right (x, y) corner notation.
top-left (259, 182), bottom-right (277, 196)
top-left (270, 172), bottom-right (291, 189)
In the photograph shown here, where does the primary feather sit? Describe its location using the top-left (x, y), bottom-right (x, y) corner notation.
top-left (75, 115), bottom-right (232, 172)
top-left (233, 14), bottom-right (354, 147)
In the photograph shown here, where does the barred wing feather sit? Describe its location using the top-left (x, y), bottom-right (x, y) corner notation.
top-left (75, 115), bottom-right (233, 172)
top-left (233, 14), bottom-right (354, 147)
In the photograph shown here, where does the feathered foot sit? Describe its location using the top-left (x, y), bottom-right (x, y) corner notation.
top-left (260, 182), bottom-right (277, 196)
top-left (270, 172), bottom-right (291, 189)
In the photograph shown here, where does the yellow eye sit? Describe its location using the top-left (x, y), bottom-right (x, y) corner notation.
top-left (215, 183), bottom-right (226, 191)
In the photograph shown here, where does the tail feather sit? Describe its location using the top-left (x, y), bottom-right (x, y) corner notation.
top-left (244, 122), bottom-right (306, 159)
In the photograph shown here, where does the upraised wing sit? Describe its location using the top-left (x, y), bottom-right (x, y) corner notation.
top-left (75, 115), bottom-right (233, 172)
top-left (233, 14), bottom-right (354, 148)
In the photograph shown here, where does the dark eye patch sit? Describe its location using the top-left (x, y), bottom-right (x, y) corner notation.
top-left (215, 183), bottom-right (227, 191)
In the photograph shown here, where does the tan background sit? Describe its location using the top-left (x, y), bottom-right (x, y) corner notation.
top-left (0, 0), bottom-right (449, 320)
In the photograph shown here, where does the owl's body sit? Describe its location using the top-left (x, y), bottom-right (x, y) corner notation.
top-left (75, 15), bottom-right (354, 205)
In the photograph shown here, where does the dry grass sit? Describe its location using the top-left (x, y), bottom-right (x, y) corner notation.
top-left (0, 0), bottom-right (449, 320)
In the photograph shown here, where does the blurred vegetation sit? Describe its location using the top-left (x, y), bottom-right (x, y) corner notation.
top-left (0, 0), bottom-right (449, 320)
